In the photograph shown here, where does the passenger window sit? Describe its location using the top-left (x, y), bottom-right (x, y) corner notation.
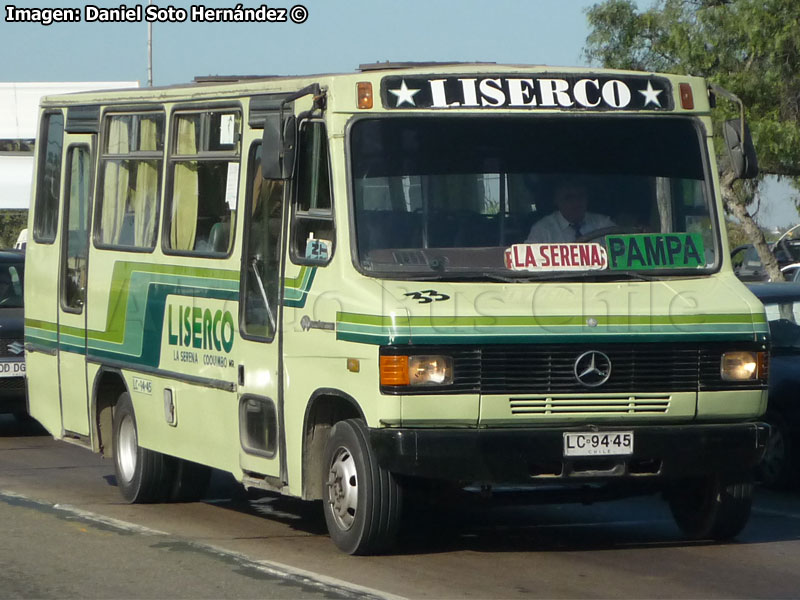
top-left (96, 113), bottom-right (164, 249)
top-left (291, 121), bottom-right (334, 264)
top-left (165, 110), bottom-right (241, 255)
top-left (242, 143), bottom-right (283, 340)
top-left (33, 112), bottom-right (65, 243)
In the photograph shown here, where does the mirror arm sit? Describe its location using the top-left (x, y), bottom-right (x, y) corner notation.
top-left (278, 83), bottom-right (324, 140)
top-left (708, 83), bottom-right (746, 142)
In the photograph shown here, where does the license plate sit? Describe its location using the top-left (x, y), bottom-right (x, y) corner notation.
top-left (564, 431), bottom-right (634, 457)
top-left (0, 361), bottom-right (25, 378)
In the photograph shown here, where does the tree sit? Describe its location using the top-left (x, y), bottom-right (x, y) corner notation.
top-left (584, 0), bottom-right (800, 280)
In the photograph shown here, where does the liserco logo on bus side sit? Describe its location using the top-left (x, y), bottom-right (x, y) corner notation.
top-left (167, 304), bottom-right (235, 353)
top-left (382, 74), bottom-right (673, 111)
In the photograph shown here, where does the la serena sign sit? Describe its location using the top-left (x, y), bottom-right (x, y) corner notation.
top-left (382, 73), bottom-right (673, 111)
top-left (505, 243), bottom-right (608, 272)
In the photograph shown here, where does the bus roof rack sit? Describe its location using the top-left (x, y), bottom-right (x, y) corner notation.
top-left (193, 75), bottom-right (283, 83)
top-left (358, 61), bottom-right (497, 72)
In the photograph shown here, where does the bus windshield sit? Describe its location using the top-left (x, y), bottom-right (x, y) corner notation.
top-left (350, 116), bottom-right (717, 279)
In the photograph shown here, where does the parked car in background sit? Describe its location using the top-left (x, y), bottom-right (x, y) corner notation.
top-left (748, 282), bottom-right (800, 488)
top-left (732, 239), bottom-right (800, 281)
top-left (0, 250), bottom-right (26, 419)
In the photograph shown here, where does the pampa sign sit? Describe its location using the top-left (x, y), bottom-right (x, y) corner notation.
top-left (381, 74), bottom-right (673, 111)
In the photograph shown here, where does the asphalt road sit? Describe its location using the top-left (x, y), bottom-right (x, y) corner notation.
top-left (2, 414), bottom-right (800, 599)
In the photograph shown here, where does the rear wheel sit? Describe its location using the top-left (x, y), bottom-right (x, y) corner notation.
top-left (667, 472), bottom-right (753, 541)
top-left (112, 392), bottom-right (172, 503)
top-left (322, 419), bottom-right (402, 555)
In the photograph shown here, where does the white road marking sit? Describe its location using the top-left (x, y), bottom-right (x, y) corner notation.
top-left (52, 503), bottom-right (168, 535)
top-left (0, 489), bottom-right (403, 600)
top-left (200, 544), bottom-right (408, 600)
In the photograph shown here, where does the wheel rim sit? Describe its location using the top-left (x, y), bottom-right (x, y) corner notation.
top-left (117, 413), bottom-right (138, 483)
top-left (761, 426), bottom-right (787, 485)
top-left (326, 445), bottom-right (358, 531)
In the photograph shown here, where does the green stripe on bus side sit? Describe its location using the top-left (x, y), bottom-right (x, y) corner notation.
top-left (90, 262), bottom-right (239, 345)
top-left (335, 311), bottom-right (768, 345)
top-left (25, 261), bottom-right (240, 366)
top-left (336, 329), bottom-right (764, 345)
top-left (283, 266), bottom-right (316, 308)
top-left (336, 311), bottom-right (766, 328)
top-left (337, 323), bottom-right (761, 336)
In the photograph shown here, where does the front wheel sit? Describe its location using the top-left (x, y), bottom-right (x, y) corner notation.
top-left (322, 419), bottom-right (402, 555)
top-left (667, 472), bottom-right (753, 541)
top-left (112, 392), bottom-right (173, 503)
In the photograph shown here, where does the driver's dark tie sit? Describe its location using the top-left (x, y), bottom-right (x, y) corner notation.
top-left (570, 222), bottom-right (583, 240)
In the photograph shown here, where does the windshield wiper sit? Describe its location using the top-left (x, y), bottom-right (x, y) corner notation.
top-left (370, 268), bottom-right (659, 283)
top-left (536, 270), bottom-right (658, 282)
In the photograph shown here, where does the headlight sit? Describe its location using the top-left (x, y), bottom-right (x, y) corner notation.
top-left (720, 351), bottom-right (763, 381)
top-left (380, 355), bottom-right (454, 387)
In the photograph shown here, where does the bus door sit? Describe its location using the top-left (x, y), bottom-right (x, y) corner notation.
top-left (57, 135), bottom-right (94, 437)
top-left (236, 139), bottom-right (286, 483)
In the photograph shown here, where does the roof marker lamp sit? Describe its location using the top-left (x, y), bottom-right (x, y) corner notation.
top-left (380, 355), bottom-right (454, 387)
top-left (680, 83), bottom-right (694, 109)
top-left (357, 82), bottom-right (373, 109)
top-left (720, 351), bottom-right (764, 381)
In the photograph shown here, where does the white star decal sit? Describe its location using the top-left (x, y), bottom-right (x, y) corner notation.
top-left (388, 80), bottom-right (421, 107)
top-left (639, 81), bottom-right (663, 107)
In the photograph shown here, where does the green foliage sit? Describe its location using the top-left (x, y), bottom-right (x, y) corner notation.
top-left (724, 217), bottom-right (756, 247)
top-left (584, 0), bottom-right (800, 181)
top-left (0, 210), bottom-right (28, 248)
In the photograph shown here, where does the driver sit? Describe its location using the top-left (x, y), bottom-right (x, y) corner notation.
top-left (526, 180), bottom-right (614, 243)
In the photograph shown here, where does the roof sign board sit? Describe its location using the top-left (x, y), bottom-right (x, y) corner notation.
top-left (381, 74), bottom-right (673, 111)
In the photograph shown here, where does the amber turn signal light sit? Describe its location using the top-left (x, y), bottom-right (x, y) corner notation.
top-left (380, 355), bottom-right (409, 386)
top-left (357, 82), bottom-right (373, 109)
top-left (679, 83), bottom-right (694, 110)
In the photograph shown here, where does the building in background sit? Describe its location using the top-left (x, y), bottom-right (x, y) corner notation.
top-left (0, 82), bottom-right (139, 210)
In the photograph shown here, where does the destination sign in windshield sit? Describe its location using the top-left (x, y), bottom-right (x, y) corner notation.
top-left (504, 234), bottom-right (706, 273)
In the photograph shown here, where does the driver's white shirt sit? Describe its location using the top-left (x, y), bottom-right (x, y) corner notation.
top-left (526, 210), bottom-right (615, 243)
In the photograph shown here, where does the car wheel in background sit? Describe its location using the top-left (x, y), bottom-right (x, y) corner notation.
top-left (758, 411), bottom-right (797, 490)
top-left (667, 471), bottom-right (753, 541)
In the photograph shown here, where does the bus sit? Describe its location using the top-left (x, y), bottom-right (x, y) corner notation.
top-left (25, 63), bottom-right (768, 554)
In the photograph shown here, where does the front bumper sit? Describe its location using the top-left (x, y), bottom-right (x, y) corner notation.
top-left (370, 422), bottom-right (769, 483)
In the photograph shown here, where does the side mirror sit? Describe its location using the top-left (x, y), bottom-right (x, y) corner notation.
top-left (261, 113), bottom-right (282, 180)
top-left (723, 119), bottom-right (759, 180)
top-left (260, 114), bottom-right (297, 180)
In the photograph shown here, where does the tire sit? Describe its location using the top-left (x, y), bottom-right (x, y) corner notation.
top-left (12, 411), bottom-right (33, 424)
top-left (667, 472), bottom-right (753, 541)
top-left (757, 412), bottom-right (797, 490)
top-left (112, 392), bottom-right (173, 503)
top-left (322, 419), bottom-right (402, 555)
top-left (168, 457), bottom-right (212, 502)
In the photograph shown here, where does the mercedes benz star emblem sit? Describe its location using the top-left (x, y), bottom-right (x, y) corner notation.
top-left (573, 350), bottom-right (612, 387)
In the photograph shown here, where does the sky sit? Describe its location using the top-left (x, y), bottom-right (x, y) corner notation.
top-left (2, 0), bottom-right (601, 85)
top-left (2, 0), bottom-right (796, 227)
